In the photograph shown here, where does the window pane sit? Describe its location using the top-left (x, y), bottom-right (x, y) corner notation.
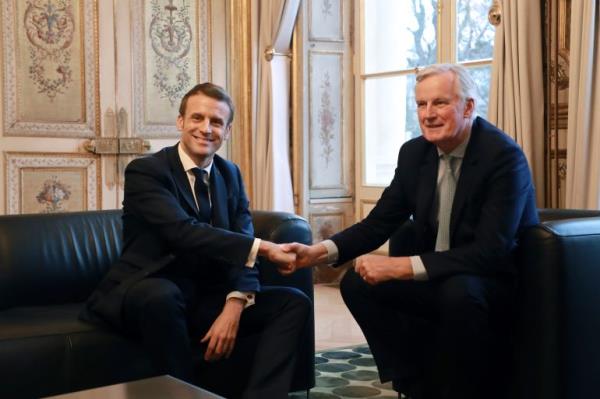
top-left (466, 65), bottom-right (492, 118)
top-left (364, 0), bottom-right (437, 74)
top-left (456, 0), bottom-right (495, 61)
top-left (364, 75), bottom-right (420, 186)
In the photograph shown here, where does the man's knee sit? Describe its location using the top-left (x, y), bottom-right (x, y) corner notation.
top-left (281, 287), bottom-right (312, 321)
top-left (340, 268), bottom-right (368, 305)
top-left (127, 278), bottom-right (186, 316)
top-left (437, 275), bottom-right (491, 324)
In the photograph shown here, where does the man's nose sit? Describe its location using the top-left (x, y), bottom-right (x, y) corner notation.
top-left (424, 103), bottom-right (436, 118)
top-left (199, 119), bottom-right (211, 133)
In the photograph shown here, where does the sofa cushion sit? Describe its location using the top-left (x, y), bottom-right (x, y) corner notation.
top-left (0, 303), bottom-right (157, 398)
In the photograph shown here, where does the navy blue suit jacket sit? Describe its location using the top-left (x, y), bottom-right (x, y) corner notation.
top-left (331, 117), bottom-right (539, 280)
top-left (81, 144), bottom-right (259, 328)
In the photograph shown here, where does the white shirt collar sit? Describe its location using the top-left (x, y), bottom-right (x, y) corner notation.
top-left (177, 143), bottom-right (213, 175)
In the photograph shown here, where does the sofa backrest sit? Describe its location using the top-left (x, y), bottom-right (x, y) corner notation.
top-left (0, 210), bottom-right (123, 310)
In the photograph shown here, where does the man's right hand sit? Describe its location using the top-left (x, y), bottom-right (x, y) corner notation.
top-left (278, 242), bottom-right (329, 275)
top-left (258, 240), bottom-right (296, 271)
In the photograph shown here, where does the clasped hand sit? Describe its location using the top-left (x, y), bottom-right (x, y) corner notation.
top-left (272, 243), bottom-right (414, 285)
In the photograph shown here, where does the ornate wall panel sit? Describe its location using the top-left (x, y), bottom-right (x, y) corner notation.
top-left (131, 0), bottom-right (210, 138)
top-left (5, 152), bottom-right (101, 214)
top-left (309, 199), bottom-right (353, 283)
top-left (309, 50), bottom-right (349, 197)
top-left (1, 0), bottom-right (99, 137)
top-left (309, 0), bottom-right (343, 42)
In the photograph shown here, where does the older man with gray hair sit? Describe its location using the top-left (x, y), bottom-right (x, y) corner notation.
top-left (282, 63), bottom-right (538, 399)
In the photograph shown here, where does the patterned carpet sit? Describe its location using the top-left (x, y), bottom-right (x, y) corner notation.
top-left (289, 345), bottom-right (401, 399)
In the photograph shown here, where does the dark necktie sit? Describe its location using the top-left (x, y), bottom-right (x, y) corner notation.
top-left (192, 168), bottom-right (211, 223)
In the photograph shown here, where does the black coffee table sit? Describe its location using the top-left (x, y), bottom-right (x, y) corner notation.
top-left (44, 375), bottom-right (224, 399)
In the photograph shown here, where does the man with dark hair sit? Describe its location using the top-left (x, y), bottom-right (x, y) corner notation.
top-left (81, 82), bottom-right (310, 399)
top-left (282, 64), bottom-right (538, 399)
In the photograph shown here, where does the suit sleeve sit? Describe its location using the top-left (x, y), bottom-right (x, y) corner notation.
top-left (122, 157), bottom-right (255, 268)
top-left (330, 146), bottom-right (413, 265)
top-left (420, 145), bottom-right (535, 279)
top-left (226, 164), bottom-right (260, 292)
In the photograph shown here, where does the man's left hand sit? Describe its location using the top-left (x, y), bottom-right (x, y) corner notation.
top-left (200, 298), bottom-right (244, 361)
top-left (355, 254), bottom-right (413, 285)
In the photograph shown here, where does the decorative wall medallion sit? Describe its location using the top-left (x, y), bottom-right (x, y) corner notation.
top-left (132, 0), bottom-right (209, 138)
top-left (309, 0), bottom-right (343, 42)
top-left (5, 152), bottom-right (100, 214)
top-left (24, 0), bottom-right (75, 101)
top-left (149, 0), bottom-right (193, 106)
top-left (2, 0), bottom-right (99, 137)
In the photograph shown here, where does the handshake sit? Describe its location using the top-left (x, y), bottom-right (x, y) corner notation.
top-left (258, 241), bottom-right (329, 275)
top-left (259, 240), bottom-right (415, 285)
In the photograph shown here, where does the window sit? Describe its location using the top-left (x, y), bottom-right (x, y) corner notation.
top-left (360, 0), bottom-right (495, 186)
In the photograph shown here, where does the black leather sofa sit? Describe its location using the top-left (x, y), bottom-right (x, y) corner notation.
top-left (389, 208), bottom-right (600, 399)
top-left (0, 210), bottom-right (315, 398)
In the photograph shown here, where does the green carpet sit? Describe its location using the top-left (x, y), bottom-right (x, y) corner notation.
top-left (289, 345), bottom-right (401, 399)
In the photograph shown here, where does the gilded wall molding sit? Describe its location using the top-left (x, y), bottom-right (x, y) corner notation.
top-left (227, 0), bottom-right (254, 202)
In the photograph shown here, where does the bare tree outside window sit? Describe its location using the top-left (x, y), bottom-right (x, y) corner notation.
top-left (361, 0), bottom-right (494, 186)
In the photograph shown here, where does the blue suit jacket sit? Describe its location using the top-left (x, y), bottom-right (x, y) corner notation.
top-left (331, 117), bottom-right (539, 280)
top-left (81, 144), bottom-right (259, 328)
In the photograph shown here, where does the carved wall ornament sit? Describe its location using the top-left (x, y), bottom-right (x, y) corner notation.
top-left (149, 0), bottom-right (193, 106)
top-left (36, 175), bottom-right (72, 213)
top-left (321, 0), bottom-right (334, 17)
top-left (319, 72), bottom-right (336, 166)
top-left (549, 49), bottom-right (570, 90)
top-left (24, 0), bottom-right (76, 101)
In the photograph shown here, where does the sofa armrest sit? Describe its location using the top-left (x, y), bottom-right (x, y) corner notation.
top-left (513, 216), bottom-right (600, 399)
top-left (251, 210), bottom-right (313, 300)
top-left (538, 207), bottom-right (600, 222)
top-left (250, 210), bottom-right (315, 391)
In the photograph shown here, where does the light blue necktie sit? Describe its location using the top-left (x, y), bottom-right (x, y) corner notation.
top-left (435, 155), bottom-right (457, 251)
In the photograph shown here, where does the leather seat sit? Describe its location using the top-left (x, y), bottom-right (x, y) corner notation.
top-left (388, 209), bottom-right (600, 399)
top-left (0, 210), bottom-right (315, 398)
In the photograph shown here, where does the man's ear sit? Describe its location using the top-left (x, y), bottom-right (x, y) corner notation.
top-left (224, 124), bottom-right (232, 140)
top-left (464, 98), bottom-right (475, 118)
top-left (176, 115), bottom-right (184, 131)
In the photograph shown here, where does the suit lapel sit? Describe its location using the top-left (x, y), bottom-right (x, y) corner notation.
top-left (167, 144), bottom-right (198, 215)
top-left (210, 164), bottom-right (230, 229)
top-left (450, 121), bottom-right (481, 237)
top-left (415, 145), bottom-right (439, 227)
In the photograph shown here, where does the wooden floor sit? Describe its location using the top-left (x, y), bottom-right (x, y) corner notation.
top-left (313, 284), bottom-right (366, 351)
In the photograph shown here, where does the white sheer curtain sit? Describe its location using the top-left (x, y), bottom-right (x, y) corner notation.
top-left (253, 0), bottom-right (301, 212)
top-left (488, 0), bottom-right (545, 206)
top-left (566, 0), bottom-right (600, 209)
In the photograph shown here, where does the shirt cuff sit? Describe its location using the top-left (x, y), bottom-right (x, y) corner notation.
top-left (245, 238), bottom-right (261, 268)
top-left (410, 255), bottom-right (429, 281)
top-left (226, 291), bottom-right (255, 308)
top-left (321, 239), bottom-right (339, 265)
